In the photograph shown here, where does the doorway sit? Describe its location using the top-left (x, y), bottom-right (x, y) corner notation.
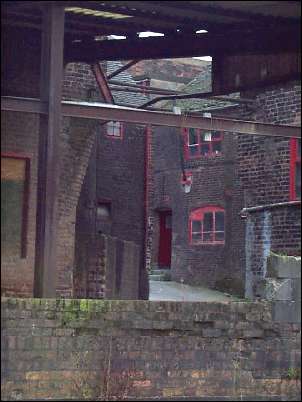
top-left (158, 210), bottom-right (172, 269)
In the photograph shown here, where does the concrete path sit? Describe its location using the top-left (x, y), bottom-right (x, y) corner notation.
top-left (149, 280), bottom-right (238, 302)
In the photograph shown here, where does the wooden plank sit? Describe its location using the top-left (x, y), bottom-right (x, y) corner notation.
top-left (33, 4), bottom-right (65, 298)
top-left (65, 27), bottom-right (300, 63)
top-left (212, 53), bottom-right (301, 95)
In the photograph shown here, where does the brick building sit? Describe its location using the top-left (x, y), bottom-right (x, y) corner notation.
top-left (146, 65), bottom-right (301, 297)
top-left (2, 23), bottom-right (300, 300)
top-left (1, 25), bottom-right (150, 299)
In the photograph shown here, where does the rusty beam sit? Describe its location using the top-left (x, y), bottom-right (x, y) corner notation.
top-left (2, 97), bottom-right (300, 138)
top-left (91, 63), bottom-right (114, 104)
top-left (107, 60), bottom-right (142, 80)
top-left (33, 4), bottom-right (65, 298)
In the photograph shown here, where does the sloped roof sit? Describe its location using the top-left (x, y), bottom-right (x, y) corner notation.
top-left (106, 61), bottom-right (149, 107)
top-left (161, 63), bottom-right (240, 112)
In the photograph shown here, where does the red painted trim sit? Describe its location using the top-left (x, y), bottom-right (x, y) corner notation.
top-left (1, 151), bottom-right (31, 159)
top-left (189, 205), bottom-right (225, 246)
top-left (289, 138), bottom-right (301, 201)
top-left (1, 152), bottom-right (31, 258)
top-left (180, 170), bottom-right (192, 184)
top-left (183, 127), bottom-right (223, 160)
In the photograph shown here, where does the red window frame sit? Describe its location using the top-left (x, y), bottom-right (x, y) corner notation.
top-left (290, 138), bottom-right (301, 201)
top-left (183, 128), bottom-right (223, 159)
top-left (106, 121), bottom-right (123, 139)
top-left (189, 206), bottom-right (225, 245)
top-left (1, 152), bottom-right (30, 258)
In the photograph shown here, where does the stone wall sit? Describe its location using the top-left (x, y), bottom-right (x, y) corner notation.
top-left (1, 298), bottom-right (301, 401)
top-left (244, 205), bottom-right (301, 299)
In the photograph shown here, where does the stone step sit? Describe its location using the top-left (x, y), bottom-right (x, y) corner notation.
top-left (149, 274), bottom-right (167, 281)
top-left (149, 270), bottom-right (171, 281)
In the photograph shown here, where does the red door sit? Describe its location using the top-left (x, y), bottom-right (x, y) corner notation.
top-left (158, 211), bottom-right (172, 268)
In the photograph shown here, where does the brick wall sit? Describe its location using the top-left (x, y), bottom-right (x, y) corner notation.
top-left (74, 123), bottom-right (149, 300)
top-left (148, 116), bottom-right (247, 295)
top-left (1, 28), bottom-right (101, 297)
top-left (238, 81), bottom-right (301, 298)
top-left (1, 298), bottom-right (301, 401)
top-left (1, 112), bottom-right (39, 297)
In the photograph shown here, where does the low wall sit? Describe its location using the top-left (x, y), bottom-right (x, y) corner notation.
top-left (1, 298), bottom-right (301, 401)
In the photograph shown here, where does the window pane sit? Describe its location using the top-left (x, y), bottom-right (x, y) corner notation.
top-left (189, 145), bottom-right (199, 156)
top-left (192, 232), bottom-right (202, 242)
top-left (192, 220), bottom-right (201, 232)
top-left (97, 203), bottom-right (111, 218)
top-left (212, 131), bottom-right (221, 140)
top-left (213, 142), bottom-right (222, 154)
top-left (203, 232), bottom-right (213, 242)
top-left (202, 132), bottom-right (212, 142)
top-left (215, 232), bottom-right (225, 241)
top-left (201, 143), bottom-right (210, 155)
top-left (203, 212), bottom-right (213, 232)
top-left (189, 128), bottom-right (198, 145)
top-left (215, 211), bottom-right (225, 231)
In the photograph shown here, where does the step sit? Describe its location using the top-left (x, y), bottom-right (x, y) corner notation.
top-left (149, 271), bottom-right (171, 282)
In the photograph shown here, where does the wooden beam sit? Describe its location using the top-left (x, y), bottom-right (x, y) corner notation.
top-left (2, 97), bottom-right (300, 138)
top-left (65, 27), bottom-right (300, 62)
top-left (33, 4), bottom-right (65, 298)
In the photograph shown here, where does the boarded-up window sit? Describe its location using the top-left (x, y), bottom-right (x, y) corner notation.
top-left (1, 155), bottom-right (30, 259)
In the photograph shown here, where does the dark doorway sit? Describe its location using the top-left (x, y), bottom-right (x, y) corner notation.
top-left (158, 210), bottom-right (172, 269)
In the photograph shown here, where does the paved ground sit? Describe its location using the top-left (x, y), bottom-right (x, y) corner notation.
top-left (149, 280), bottom-right (238, 302)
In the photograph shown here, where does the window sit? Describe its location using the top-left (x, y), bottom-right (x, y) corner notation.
top-left (97, 200), bottom-right (111, 219)
top-left (106, 121), bottom-right (123, 139)
top-left (183, 128), bottom-right (223, 159)
top-left (1, 153), bottom-right (30, 258)
top-left (189, 206), bottom-right (225, 245)
top-left (290, 138), bottom-right (301, 200)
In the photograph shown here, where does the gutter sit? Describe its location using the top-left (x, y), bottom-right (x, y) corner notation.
top-left (239, 200), bottom-right (301, 218)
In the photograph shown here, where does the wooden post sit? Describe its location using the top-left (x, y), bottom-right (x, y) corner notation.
top-left (33, 4), bottom-right (65, 298)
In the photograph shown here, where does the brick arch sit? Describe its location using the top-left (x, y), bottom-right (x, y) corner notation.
top-left (55, 117), bottom-right (99, 297)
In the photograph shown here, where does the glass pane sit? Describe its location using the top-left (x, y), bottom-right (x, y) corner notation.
top-left (212, 131), bottom-right (221, 140)
top-left (203, 232), bottom-right (213, 242)
top-left (97, 204), bottom-right (111, 218)
top-left (201, 143), bottom-right (210, 155)
top-left (192, 220), bottom-right (201, 232)
top-left (203, 212), bottom-right (213, 232)
top-left (189, 145), bottom-right (199, 156)
top-left (192, 232), bottom-right (202, 242)
top-left (189, 128), bottom-right (198, 145)
top-left (202, 132), bottom-right (212, 142)
top-left (213, 142), bottom-right (222, 154)
top-left (215, 211), bottom-right (225, 231)
top-left (215, 231), bottom-right (225, 241)
top-left (107, 121), bottom-right (114, 135)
